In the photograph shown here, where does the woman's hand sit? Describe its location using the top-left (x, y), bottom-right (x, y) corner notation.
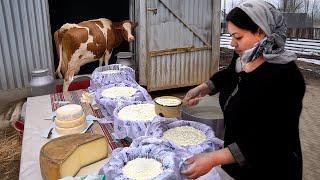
top-left (181, 148), bottom-right (236, 179)
top-left (183, 83), bottom-right (210, 107)
top-left (181, 153), bottom-right (215, 179)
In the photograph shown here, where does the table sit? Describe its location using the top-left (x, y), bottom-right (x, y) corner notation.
top-left (19, 94), bottom-right (234, 180)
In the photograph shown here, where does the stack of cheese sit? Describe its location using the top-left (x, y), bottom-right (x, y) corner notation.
top-left (40, 134), bottom-right (108, 180)
top-left (122, 158), bottom-right (163, 180)
top-left (55, 104), bottom-right (87, 136)
top-left (101, 86), bottom-right (137, 99)
top-left (162, 126), bottom-right (206, 146)
top-left (118, 103), bottom-right (156, 121)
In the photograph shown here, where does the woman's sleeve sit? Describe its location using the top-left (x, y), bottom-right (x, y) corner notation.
top-left (207, 52), bottom-right (238, 95)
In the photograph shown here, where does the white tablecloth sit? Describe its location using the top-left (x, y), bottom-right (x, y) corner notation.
top-left (19, 95), bottom-right (233, 180)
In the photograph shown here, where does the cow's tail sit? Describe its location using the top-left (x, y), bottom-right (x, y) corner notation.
top-left (54, 27), bottom-right (71, 79)
top-left (54, 30), bottom-right (63, 79)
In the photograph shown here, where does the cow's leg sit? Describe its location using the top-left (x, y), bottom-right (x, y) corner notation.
top-left (99, 58), bottom-right (103, 67)
top-left (56, 44), bottom-right (63, 79)
top-left (63, 80), bottom-right (71, 93)
top-left (104, 50), bottom-right (112, 66)
top-left (63, 69), bottom-right (75, 93)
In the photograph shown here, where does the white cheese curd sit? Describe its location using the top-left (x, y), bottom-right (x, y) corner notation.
top-left (100, 70), bottom-right (120, 75)
top-left (155, 98), bottom-right (181, 106)
top-left (122, 158), bottom-right (163, 180)
top-left (118, 104), bottom-right (156, 121)
top-left (162, 126), bottom-right (206, 146)
top-left (101, 86), bottom-right (137, 98)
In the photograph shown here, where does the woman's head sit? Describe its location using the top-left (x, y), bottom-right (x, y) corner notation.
top-left (226, 7), bottom-right (265, 56)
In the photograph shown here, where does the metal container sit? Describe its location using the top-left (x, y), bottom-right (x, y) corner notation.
top-left (154, 96), bottom-right (182, 118)
top-left (181, 95), bottom-right (225, 139)
top-left (116, 52), bottom-right (134, 68)
top-left (30, 68), bottom-right (55, 97)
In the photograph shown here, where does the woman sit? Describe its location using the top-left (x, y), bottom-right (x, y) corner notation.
top-left (182, 1), bottom-right (305, 180)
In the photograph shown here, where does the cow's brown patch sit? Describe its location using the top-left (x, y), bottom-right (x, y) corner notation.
top-left (90, 20), bottom-right (104, 29)
top-left (62, 27), bottom-right (88, 61)
top-left (79, 21), bottom-right (106, 59)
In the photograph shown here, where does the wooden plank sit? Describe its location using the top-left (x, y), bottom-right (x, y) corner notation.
top-left (149, 46), bottom-right (212, 57)
top-left (211, 0), bottom-right (221, 75)
top-left (138, 0), bottom-right (148, 86)
top-left (159, 0), bottom-right (211, 47)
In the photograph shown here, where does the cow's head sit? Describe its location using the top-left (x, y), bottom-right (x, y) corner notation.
top-left (120, 20), bottom-right (138, 42)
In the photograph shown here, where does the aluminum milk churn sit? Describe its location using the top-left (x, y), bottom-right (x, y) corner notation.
top-left (30, 68), bottom-right (55, 96)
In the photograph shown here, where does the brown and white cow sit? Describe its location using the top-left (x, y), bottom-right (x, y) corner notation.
top-left (54, 18), bottom-right (137, 92)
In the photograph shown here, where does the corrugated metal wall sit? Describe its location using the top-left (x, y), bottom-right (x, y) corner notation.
top-left (0, 0), bottom-right (54, 90)
top-left (145, 0), bottom-right (216, 91)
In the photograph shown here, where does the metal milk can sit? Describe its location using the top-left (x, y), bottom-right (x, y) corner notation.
top-left (30, 68), bottom-right (55, 96)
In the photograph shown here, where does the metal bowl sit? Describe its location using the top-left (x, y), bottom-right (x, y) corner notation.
top-left (181, 95), bottom-right (225, 139)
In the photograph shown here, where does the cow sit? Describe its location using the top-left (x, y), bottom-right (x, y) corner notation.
top-left (54, 18), bottom-right (137, 92)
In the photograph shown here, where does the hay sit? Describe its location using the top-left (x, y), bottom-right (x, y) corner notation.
top-left (0, 126), bottom-right (22, 180)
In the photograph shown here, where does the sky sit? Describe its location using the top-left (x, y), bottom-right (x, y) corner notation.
top-left (221, 0), bottom-right (279, 12)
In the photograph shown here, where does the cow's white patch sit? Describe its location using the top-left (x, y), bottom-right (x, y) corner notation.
top-left (69, 28), bottom-right (95, 75)
top-left (93, 18), bottom-right (111, 45)
top-left (122, 22), bottom-right (134, 40)
top-left (60, 23), bottom-right (83, 31)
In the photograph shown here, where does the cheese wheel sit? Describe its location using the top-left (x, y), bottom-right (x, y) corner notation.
top-left (122, 158), bottom-right (163, 180)
top-left (56, 104), bottom-right (83, 120)
top-left (118, 104), bottom-right (156, 121)
top-left (40, 134), bottom-right (108, 180)
top-left (55, 121), bottom-right (87, 135)
top-left (101, 86), bottom-right (137, 98)
top-left (55, 113), bottom-right (86, 128)
top-left (162, 126), bottom-right (206, 146)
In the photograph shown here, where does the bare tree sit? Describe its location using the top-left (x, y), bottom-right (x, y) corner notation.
top-left (304, 0), bottom-right (310, 13)
top-left (311, 0), bottom-right (320, 22)
top-left (279, 0), bottom-right (304, 12)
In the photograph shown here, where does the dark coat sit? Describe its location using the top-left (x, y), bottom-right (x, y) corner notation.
top-left (211, 54), bottom-right (305, 180)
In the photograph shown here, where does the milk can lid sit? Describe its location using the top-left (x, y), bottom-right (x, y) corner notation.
top-left (31, 68), bottom-right (49, 77)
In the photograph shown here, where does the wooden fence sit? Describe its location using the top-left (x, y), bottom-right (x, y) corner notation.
top-left (287, 28), bottom-right (320, 40)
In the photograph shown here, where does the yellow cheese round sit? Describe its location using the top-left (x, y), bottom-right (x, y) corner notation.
top-left (40, 134), bottom-right (108, 180)
top-left (122, 158), bottom-right (163, 180)
top-left (55, 113), bottom-right (86, 128)
top-left (162, 126), bottom-right (206, 146)
top-left (101, 86), bottom-right (137, 98)
top-left (56, 104), bottom-right (83, 120)
top-left (118, 104), bottom-right (156, 121)
top-left (55, 121), bottom-right (87, 135)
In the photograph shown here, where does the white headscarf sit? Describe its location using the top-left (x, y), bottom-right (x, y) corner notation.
top-left (235, 0), bottom-right (296, 72)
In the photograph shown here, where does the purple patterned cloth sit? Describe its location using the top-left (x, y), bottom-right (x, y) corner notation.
top-left (88, 64), bottom-right (136, 92)
top-left (99, 137), bottom-right (189, 180)
top-left (113, 101), bottom-right (159, 140)
top-left (146, 118), bottom-right (224, 154)
top-left (95, 81), bottom-right (152, 117)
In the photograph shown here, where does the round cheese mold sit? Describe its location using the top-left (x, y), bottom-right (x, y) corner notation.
top-left (101, 86), bottom-right (137, 99)
top-left (162, 126), bottom-right (206, 146)
top-left (118, 104), bottom-right (156, 121)
top-left (122, 157), bottom-right (163, 180)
